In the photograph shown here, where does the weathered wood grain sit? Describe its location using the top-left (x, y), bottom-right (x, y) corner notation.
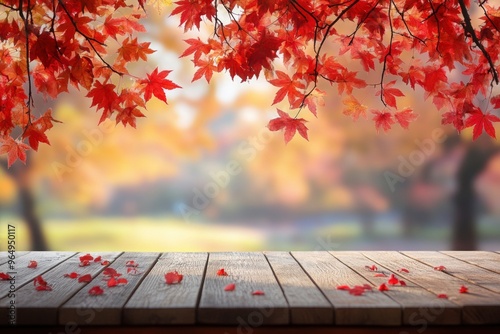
top-left (198, 252), bottom-right (289, 325)
top-left (332, 251), bottom-right (461, 325)
top-left (264, 251), bottom-right (333, 324)
top-left (124, 252), bottom-right (207, 325)
top-left (404, 251), bottom-right (500, 294)
top-left (291, 251), bottom-right (401, 325)
top-left (0, 251), bottom-right (75, 299)
top-left (363, 251), bottom-right (500, 324)
top-left (0, 252), bottom-right (121, 325)
top-left (59, 252), bottom-right (160, 325)
top-left (0, 252), bottom-right (30, 266)
top-left (441, 251), bottom-right (500, 274)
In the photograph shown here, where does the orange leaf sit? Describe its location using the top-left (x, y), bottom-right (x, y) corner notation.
top-left (268, 109), bottom-right (309, 144)
top-left (0, 137), bottom-right (30, 168)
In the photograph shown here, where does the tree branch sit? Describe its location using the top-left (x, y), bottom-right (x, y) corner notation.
top-left (458, 0), bottom-right (499, 84)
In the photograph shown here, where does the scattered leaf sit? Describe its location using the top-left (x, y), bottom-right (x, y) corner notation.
top-left (78, 274), bottom-right (92, 283)
top-left (374, 273), bottom-right (387, 277)
top-left (101, 260), bottom-right (110, 266)
top-left (0, 273), bottom-right (11, 280)
top-left (434, 266), bottom-right (447, 271)
top-left (437, 293), bottom-right (448, 299)
top-left (107, 277), bottom-right (128, 287)
top-left (388, 274), bottom-right (399, 285)
top-left (126, 260), bottom-right (139, 268)
top-left (224, 283), bottom-right (236, 291)
top-left (103, 268), bottom-right (122, 278)
top-left (94, 256), bottom-right (102, 262)
top-left (365, 265), bottom-right (377, 271)
top-left (165, 271), bottom-right (183, 284)
top-left (399, 280), bottom-right (407, 286)
top-left (217, 268), bottom-right (228, 276)
top-left (27, 260), bottom-right (38, 269)
top-left (79, 254), bottom-right (94, 262)
top-left (378, 283), bottom-right (389, 291)
top-left (64, 272), bottom-right (79, 279)
top-left (252, 290), bottom-right (265, 295)
top-left (459, 285), bottom-right (468, 293)
top-left (34, 275), bottom-right (52, 291)
top-left (89, 286), bottom-right (104, 296)
top-left (336, 285), bottom-right (351, 290)
top-left (397, 268), bottom-right (410, 273)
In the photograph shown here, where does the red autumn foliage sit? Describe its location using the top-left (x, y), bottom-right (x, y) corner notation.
top-left (217, 268), bottom-right (228, 276)
top-left (103, 268), bottom-right (122, 278)
top-left (64, 272), bottom-right (79, 279)
top-left (34, 275), bottom-right (52, 291)
top-left (89, 286), bottom-right (104, 296)
top-left (378, 283), bottom-right (389, 292)
top-left (94, 256), bottom-right (102, 263)
top-left (78, 274), bottom-right (92, 283)
top-left (2, 0), bottom-right (500, 165)
top-left (387, 274), bottom-right (399, 285)
top-left (459, 285), bottom-right (469, 293)
top-left (107, 277), bottom-right (128, 287)
top-left (165, 271), bottom-right (183, 284)
top-left (28, 261), bottom-right (38, 269)
top-left (0, 273), bottom-right (11, 280)
top-left (224, 283), bottom-right (236, 291)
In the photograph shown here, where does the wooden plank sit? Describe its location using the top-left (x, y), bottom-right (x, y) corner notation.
top-left (291, 251), bottom-right (401, 325)
top-left (362, 251), bottom-right (500, 324)
top-left (0, 252), bottom-right (121, 325)
top-left (332, 251), bottom-right (461, 325)
top-left (123, 252), bottom-right (207, 325)
top-left (264, 251), bottom-right (333, 325)
top-left (403, 251), bottom-right (500, 294)
top-left (3, 325), bottom-right (500, 334)
top-left (59, 252), bottom-right (160, 325)
top-left (441, 251), bottom-right (500, 274)
top-left (198, 252), bottom-right (289, 325)
top-left (0, 252), bottom-right (30, 266)
top-left (0, 251), bottom-right (75, 299)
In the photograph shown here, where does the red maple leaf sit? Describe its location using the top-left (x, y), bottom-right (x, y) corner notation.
top-left (87, 81), bottom-right (119, 123)
top-left (94, 256), bottom-right (102, 262)
top-left (217, 268), bottom-right (228, 276)
top-left (378, 283), bottom-right (389, 291)
top-left (268, 109), bottom-right (309, 144)
top-left (0, 273), bottom-right (11, 280)
top-left (64, 272), bottom-right (79, 279)
top-left (28, 261), bottom-right (38, 269)
top-left (399, 280), bottom-right (407, 286)
top-left (464, 110), bottom-right (500, 140)
top-left (107, 277), bottom-right (128, 287)
top-left (372, 110), bottom-right (394, 133)
top-left (103, 268), bottom-right (122, 278)
top-left (80, 254), bottom-right (94, 262)
top-left (89, 286), bottom-right (104, 296)
top-left (78, 274), bottom-right (92, 283)
top-left (34, 275), bottom-right (52, 291)
top-left (387, 274), bottom-right (399, 285)
top-left (165, 271), bottom-right (183, 284)
top-left (140, 68), bottom-right (180, 103)
top-left (459, 285), bottom-right (468, 293)
top-left (395, 109), bottom-right (417, 129)
top-left (269, 71), bottom-right (305, 106)
top-left (0, 137), bottom-right (30, 168)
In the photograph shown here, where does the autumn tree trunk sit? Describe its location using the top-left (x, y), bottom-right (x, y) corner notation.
top-left (452, 138), bottom-right (497, 250)
top-left (1, 160), bottom-right (48, 251)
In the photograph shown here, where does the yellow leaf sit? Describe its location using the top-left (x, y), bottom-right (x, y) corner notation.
top-left (342, 95), bottom-right (367, 121)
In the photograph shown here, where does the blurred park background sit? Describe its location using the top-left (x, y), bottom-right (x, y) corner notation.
top-left (1, 4), bottom-right (499, 252)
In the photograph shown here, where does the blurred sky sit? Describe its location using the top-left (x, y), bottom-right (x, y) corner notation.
top-left (0, 3), bottom-right (499, 252)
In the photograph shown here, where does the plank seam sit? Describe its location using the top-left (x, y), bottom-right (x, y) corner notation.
top-left (194, 252), bottom-right (210, 325)
top-left (119, 252), bottom-right (162, 325)
top-left (288, 252), bottom-right (335, 311)
top-left (438, 251), bottom-right (500, 275)
top-left (262, 252), bottom-right (291, 323)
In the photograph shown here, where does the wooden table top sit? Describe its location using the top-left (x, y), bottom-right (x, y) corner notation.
top-left (1, 251), bottom-right (499, 332)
